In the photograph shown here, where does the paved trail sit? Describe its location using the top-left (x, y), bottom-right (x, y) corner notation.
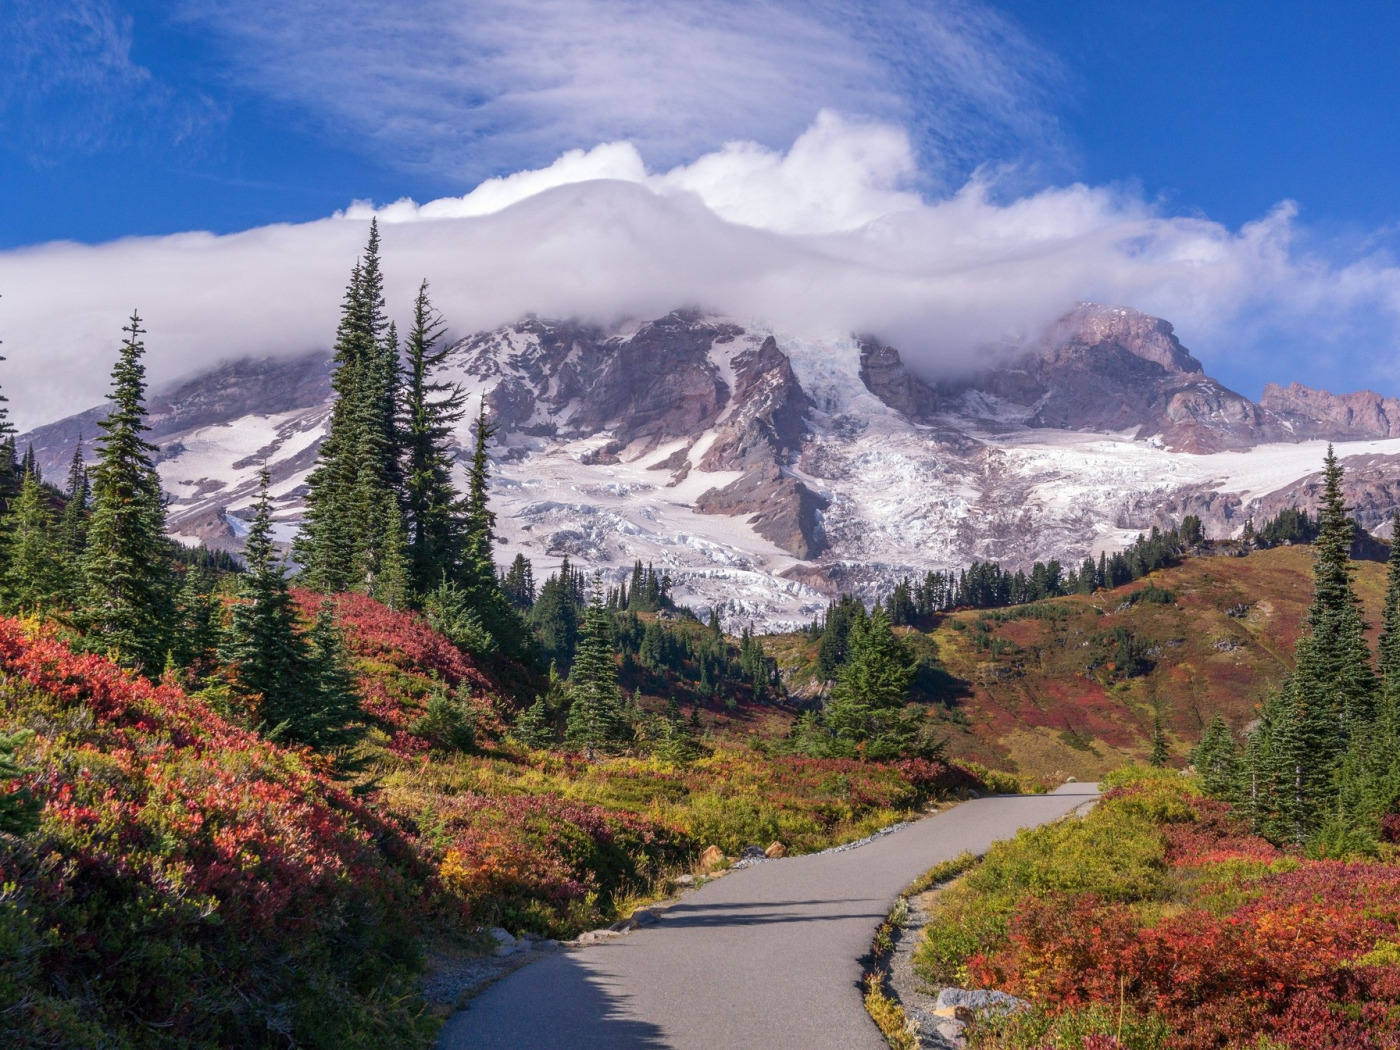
top-left (441, 783), bottom-right (1098, 1050)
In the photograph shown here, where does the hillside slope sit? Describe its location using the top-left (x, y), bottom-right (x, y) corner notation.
top-left (770, 546), bottom-right (1385, 782)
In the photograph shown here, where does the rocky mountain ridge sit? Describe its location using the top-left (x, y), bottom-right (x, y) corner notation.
top-left (23, 303), bottom-right (1400, 628)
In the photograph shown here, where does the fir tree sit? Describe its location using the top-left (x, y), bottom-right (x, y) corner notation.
top-left (2, 470), bottom-right (69, 615)
top-left (61, 439), bottom-right (89, 558)
top-left (223, 470), bottom-right (313, 730)
top-left (83, 313), bottom-right (174, 673)
top-left (565, 578), bottom-right (629, 754)
top-left (400, 280), bottom-right (467, 595)
top-left (1298, 446), bottom-right (1376, 750)
top-left (503, 553), bottom-right (536, 609)
top-left (18, 444), bottom-right (36, 482)
top-left (1149, 713), bottom-right (1169, 767)
top-left (302, 601), bottom-right (365, 753)
top-left (820, 607), bottom-right (918, 758)
top-left (512, 697), bottom-right (554, 749)
top-left (170, 567), bottom-right (222, 680)
top-left (294, 220), bottom-right (404, 594)
top-left (1192, 715), bottom-right (1239, 797)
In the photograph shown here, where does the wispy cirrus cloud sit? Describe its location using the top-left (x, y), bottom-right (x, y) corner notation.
top-left (175, 0), bottom-right (1068, 185)
top-left (0, 0), bottom-right (221, 161)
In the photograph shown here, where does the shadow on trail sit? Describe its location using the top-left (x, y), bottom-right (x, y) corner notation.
top-left (439, 953), bottom-right (670, 1050)
top-left (662, 898), bottom-right (885, 929)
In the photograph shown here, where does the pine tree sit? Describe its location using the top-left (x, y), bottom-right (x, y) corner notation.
top-left (61, 439), bottom-right (89, 559)
top-left (565, 578), bottom-right (629, 754)
top-left (512, 697), bottom-right (554, 750)
top-left (170, 566), bottom-right (222, 679)
top-left (223, 470), bottom-right (313, 730)
top-left (1149, 713), bottom-right (1169, 767)
top-left (2, 470), bottom-right (69, 615)
top-left (83, 313), bottom-right (174, 673)
top-left (294, 220), bottom-right (404, 594)
top-left (400, 280), bottom-right (467, 595)
top-left (503, 553), bottom-right (535, 609)
top-left (1192, 715), bottom-right (1239, 797)
top-left (820, 607), bottom-right (917, 758)
top-left (303, 601), bottom-right (366, 753)
top-left (1298, 446), bottom-right (1376, 750)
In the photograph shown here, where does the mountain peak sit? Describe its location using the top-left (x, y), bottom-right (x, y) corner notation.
top-left (1050, 303), bottom-right (1204, 376)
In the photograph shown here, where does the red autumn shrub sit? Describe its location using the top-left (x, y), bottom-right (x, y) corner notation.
top-left (0, 619), bottom-right (433, 1049)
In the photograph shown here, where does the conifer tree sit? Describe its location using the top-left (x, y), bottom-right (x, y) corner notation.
top-left (61, 439), bottom-right (89, 558)
top-left (294, 220), bottom-right (404, 594)
top-left (400, 280), bottom-right (467, 595)
top-left (1149, 713), bottom-right (1169, 767)
top-left (2, 470), bottom-right (68, 615)
top-left (1192, 715), bottom-right (1239, 797)
top-left (1297, 446), bottom-right (1376, 748)
top-left (512, 697), bottom-right (554, 750)
top-left (303, 601), bottom-right (366, 753)
top-left (224, 470), bottom-right (312, 727)
top-left (821, 607), bottom-right (917, 757)
top-left (83, 313), bottom-right (174, 672)
top-left (503, 553), bottom-right (535, 609)
top-left (171, 567), bottom-right (221, 679)
top-left (565, 578), bottom-right (629, 754)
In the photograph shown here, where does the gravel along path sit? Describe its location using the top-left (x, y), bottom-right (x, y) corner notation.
top-left (440, 783), bottom-right (1099, 1050)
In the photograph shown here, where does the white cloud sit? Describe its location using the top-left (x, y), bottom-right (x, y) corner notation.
top-left (4, 114), bottom-right (1400, 431)
top-left (176, 0), bottom-right (1066, 184)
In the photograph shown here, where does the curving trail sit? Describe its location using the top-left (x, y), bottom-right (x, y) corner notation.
top-left (441, 783), bottom-right (1099, 1050)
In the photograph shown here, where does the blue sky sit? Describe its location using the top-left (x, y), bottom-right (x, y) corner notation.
top-left (2, 0), bottom-right (1399, 423)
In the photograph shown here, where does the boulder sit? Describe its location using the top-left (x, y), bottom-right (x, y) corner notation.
top-left (740, 845), bottom-right (768, 861)
top-left (764, 841), bottom-right (786, 859)
top-left (698, 845), bottom-right (726, 871)
top-left (932, 988), bottom-right (1028, 1018)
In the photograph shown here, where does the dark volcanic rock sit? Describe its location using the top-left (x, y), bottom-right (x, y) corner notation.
top-left (459, 311), bottom-right (735, 448)
top-left (693, 336), bottom-right (826, 559)
top-left (695, 465), bottom-right (827, 560)
top-left (857, 339), bottom-right (940, 423)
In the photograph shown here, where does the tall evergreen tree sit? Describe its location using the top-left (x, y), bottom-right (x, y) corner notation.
top-left (294, 220), bottom-right (404, 594)
top-left (820, 607), bottom-right (918, 758)
top-left (565, 578), bottom-right (629, 754)
top-left (399, 280), bottom-right (467, 594)
top-left (83, 313), bottom-right (174, 672)
top-left (0, 315), bottom-right (16, 508)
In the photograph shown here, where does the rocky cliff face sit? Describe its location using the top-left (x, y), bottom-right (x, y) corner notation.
top-left (1261, 382), bottom-right (1400, 441)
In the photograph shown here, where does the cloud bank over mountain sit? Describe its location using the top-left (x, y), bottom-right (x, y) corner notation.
top-left (3, 112), bottom-right (1400, 431)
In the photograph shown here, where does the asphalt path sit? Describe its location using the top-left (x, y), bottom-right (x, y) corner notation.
top-left (441, 783), bottom-right (1099, 1050)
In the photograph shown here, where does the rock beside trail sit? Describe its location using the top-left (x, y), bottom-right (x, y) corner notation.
top-left (698, 844), bottom-right (726, 871)
top-left (764, 841), bottom-right (786, 858)
top-left (933, 988), bottom-right (1029, 1017)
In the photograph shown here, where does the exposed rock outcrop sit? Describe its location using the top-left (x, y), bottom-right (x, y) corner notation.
top-left (1261, 382), bottom-right (1400, 440)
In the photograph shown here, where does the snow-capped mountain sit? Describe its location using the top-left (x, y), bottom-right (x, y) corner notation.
top-left (24, 304), bottom-right (1400, 630)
